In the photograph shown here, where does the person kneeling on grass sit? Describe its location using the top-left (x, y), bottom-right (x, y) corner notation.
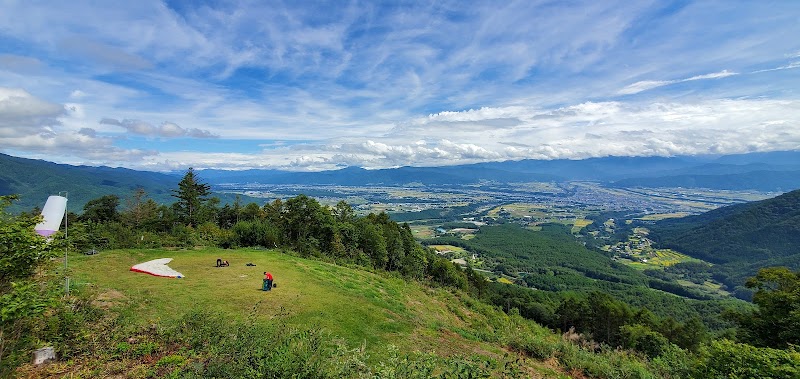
top-left (263, 272), bottom-right (274, 291)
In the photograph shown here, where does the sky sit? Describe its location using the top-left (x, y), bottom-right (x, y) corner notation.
top-left (1, 0), bottom-right (799, 172)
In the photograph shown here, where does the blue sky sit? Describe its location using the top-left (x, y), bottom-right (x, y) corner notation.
top-left (0, 0), bottom-right (798, 171)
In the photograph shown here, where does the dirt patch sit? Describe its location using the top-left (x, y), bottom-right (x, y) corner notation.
top-left (93, 289), bottom-right (127, 309)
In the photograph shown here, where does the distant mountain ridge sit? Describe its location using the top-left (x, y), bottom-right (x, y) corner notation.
top-left (2, 150), bottom-right (799, 212)
top-left (611, 170), bottom-right (800, 191)
top-left (197, 151), bottom-right (800, 189)
top-left (198, 165), bottom-right (562, 185)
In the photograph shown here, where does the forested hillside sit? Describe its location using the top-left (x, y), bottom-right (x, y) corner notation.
top-left (0, 153), bottom-right (177, 212)
top-left (651, 189), bottom-right (800, 297)
top-left (0, 154), bottom-right (252, 213)
top-left (425, 224), bottom-right (744, 342)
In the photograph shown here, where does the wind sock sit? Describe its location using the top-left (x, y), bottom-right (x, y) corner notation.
top-left (34, 195), bottom-right (67, 237)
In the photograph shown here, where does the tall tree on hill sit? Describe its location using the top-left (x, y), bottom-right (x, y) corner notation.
top-left (121, 188), bottom-right (158, 229)
top-left (172, 168), bottom-right (211, 226)
top-left (283, 195), bottom-right (333, 255)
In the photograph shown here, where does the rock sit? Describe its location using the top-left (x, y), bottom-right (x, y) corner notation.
top-left (33, 347), bottom-right (55, 365)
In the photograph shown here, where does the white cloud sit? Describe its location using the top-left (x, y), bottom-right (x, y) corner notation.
top-left (0, 87), bottom-right (158, 163)
top-left (99, 118), bottom-right (154, 134)
top-left (618, 70), bottom-right (738, 95)
top-left (0, 87), bottom-right (65, 136)
top-left (751, 61), bottom-right (800, 73)
top-left (158, 122), bottom-right (186, 137)
top-left (99, 118), bottom-right (218, 138)
top-left (95, 97), bottom-right (798, 171)
top-left (685, 70), bottom-right (737, 81)
top-left (69, 90), bottom-right (87, 99)
top-left (616, 80), bottom-right (672, 95)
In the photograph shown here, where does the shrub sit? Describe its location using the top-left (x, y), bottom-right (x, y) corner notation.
top-left (693, 339), bottom-right (800, 379)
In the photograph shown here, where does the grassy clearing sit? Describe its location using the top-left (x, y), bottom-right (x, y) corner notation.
top-left (486, 203), bottom-right (544, 218)
top-left (618, 249), bottom-right (701, 271)
top-left (637, 213), bottom-right (690, 221)
top-left (428, 245), bottom-right (468, 254)
top-left (19, 248), bottom-right (681, 378)
top-left (69, 248), bottom-right (502, 361)
top-left (677, 279), bottom-right (731, 297)
top-left (410, 225), bottom-right (434, 239)
top-left (570, 219), bottom-right (593, 233)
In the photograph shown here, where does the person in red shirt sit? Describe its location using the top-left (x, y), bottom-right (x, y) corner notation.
top-left (263, 272), bottom-right (274, 291)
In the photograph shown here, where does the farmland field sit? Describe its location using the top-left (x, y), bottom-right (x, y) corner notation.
top-left (638, 213), bottom-right (690, 221)
top-left (409, 225), bottom-right (434, 238)
top-left (618, 248), bottom-right (699, 270)
top-left (570, 218), bottom-right (593, 233)
top-left (428, 245), bottom-right (469, 254)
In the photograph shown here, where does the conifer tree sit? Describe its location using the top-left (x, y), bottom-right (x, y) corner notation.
top-left (172, 168), bottom-right (211, 226)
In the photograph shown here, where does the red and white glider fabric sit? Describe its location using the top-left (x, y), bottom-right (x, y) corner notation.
top-left (34, 195), bottom-right (67, 237)
top-left (130, 258), bottom-right (184, 278)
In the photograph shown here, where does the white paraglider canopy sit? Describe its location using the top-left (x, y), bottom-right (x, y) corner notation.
top-left (131, 258), bottom-right (184, 278)
top-left (35, 195), bottom-right (67, 237)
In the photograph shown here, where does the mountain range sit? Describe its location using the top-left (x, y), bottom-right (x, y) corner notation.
top-left (2, 150), bottom-right (799, 212)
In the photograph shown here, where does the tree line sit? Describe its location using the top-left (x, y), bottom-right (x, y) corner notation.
top-left (31, 168), bottom-right (473, 291)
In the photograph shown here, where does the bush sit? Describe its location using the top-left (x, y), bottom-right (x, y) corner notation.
top-left (619, 324), bottom-right (672, 358)
top-left (557, 342), bottom-right (658, 379)
top-left (693, 339), bottom-right (800, 379)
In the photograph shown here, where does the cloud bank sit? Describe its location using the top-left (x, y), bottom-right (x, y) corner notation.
top-left (0, 87), bottom-right (155, 163)
top-left (131, 98), bottom-right (799, 171)
top-left (99, 118), bottom-right (218, 138)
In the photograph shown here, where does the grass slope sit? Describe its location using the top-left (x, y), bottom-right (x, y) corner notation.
top-left (20, 248), bottom-right (702, 378)
top-left (70, 248), bottom-right (509, 361)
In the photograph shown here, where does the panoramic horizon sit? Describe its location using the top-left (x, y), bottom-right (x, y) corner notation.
top-left (1, 1), bottom-right (799, 172)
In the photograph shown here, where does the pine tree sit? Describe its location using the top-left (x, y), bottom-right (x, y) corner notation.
top-left (172, 168), bottom-right (211, 226)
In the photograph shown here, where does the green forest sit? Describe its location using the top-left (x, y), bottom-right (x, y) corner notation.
top-left (2, 170), bottom-right (799, 378)
top-left (650, 189), bottom-right (800, 299)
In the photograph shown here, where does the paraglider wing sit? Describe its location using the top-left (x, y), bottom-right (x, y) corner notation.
top-left (131, 258), bottom-right (184, 278)
top-left (34, 195), bottom-right (67, 237)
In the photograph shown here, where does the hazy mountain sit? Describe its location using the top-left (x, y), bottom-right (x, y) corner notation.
top-left (711, 150), bottom-right (800, 166)
top-left (3, 150), bottom-right (799, 211)
top-left (198, 165), bottom-right (562, 185)
top-left (197, 156), bottom-right (697, 185)
top-left (198, 151), bottom-right (800, 187)
top-left (611, 170), bottom-right (800, 191)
